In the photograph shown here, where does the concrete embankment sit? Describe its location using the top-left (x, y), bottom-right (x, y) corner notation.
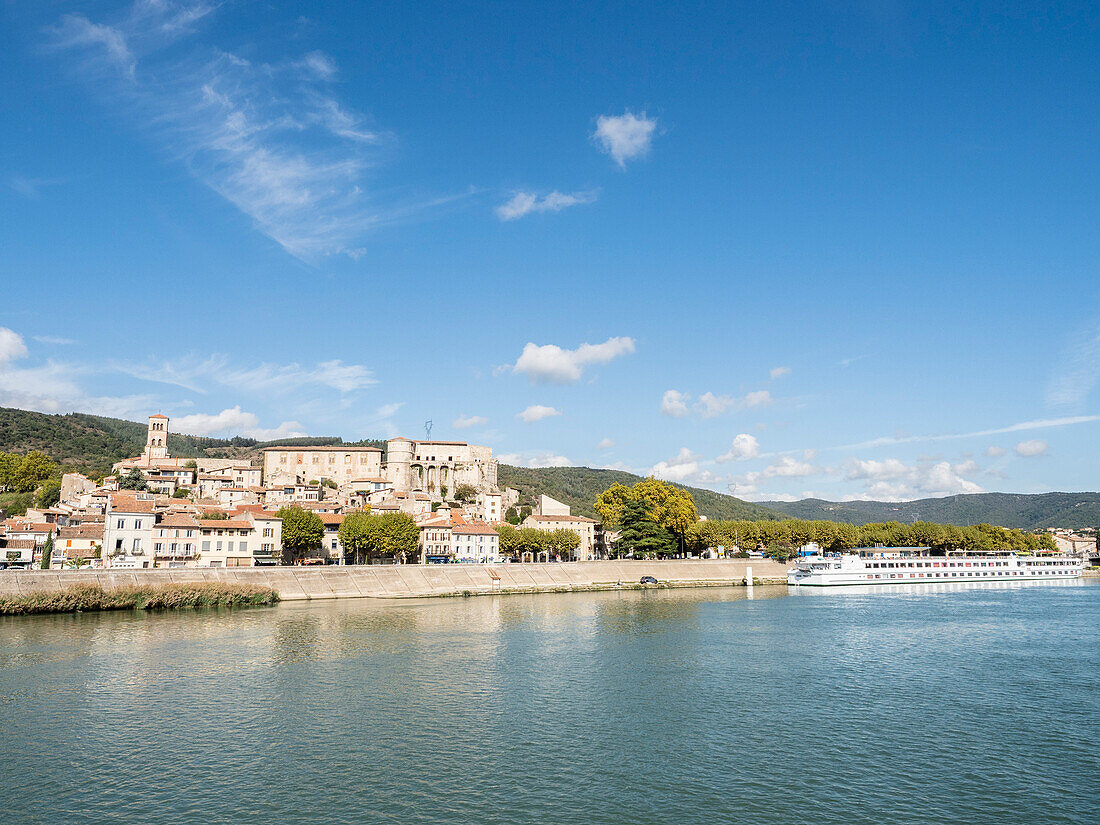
top-left (0, 560), bottom-right (788, 602)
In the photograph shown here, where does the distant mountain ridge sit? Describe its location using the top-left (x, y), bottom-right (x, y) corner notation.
top-left (0, 407), bottom-right (1092, 529)
top-left (497, 464), bottom-right (781, 521)
top-left (760, 493), bottom-right (1100, 531)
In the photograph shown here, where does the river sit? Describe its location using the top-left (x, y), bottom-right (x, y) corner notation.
top-left (2, 581), bottom-right (1097, 824)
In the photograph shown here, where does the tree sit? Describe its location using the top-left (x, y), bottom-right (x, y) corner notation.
top-left (504, 506), bottom-right (520, 525)
top-left (337, 510), bottom-right (373, 564)
top-left (617, 498), bottom-right (677, 558)
top-left (595, 478), bottom-right (698, 548)
top-left (202, 510), bottom-right (228, 520)
top-left (276, 506), bottom-right (324, 563)
top-left (14, 451), bottom-right (56, 493)
top-left (0, 452), bottom-right (20, 490)
top-left (545, 528), bottom-right (581, 559)
top-left (454, 483), bottom-right (477, 502)
top-left (172, 487), bottom-right (191, 499)
top-left (515, 527), bottom-right (550, 558)
top-left (1038, 533), bottom-right (1058, 552)
top-left (35, 479), bottom-right (62, 508)
top-left (368, 512), bottom-right (420, 562)
top-left (40, 535), bottom-right (53, 569)
top-left (594, 483), bottom-right (633, 531)
top-left (495, 524), bottom-right (520, 556)
top-left (119, 468), bottom-right (148, 491)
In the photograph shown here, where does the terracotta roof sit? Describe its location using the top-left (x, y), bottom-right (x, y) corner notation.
top-left (108, 495), bottom-right (156, 514)
top-left (57, 524), bottom-right (105, 539)
top-left (157, 514), bottom-right (200, 528)
top-left (3, 539), bottom-right (36, 549)
top-left (149, 414), bottom-right (169, 419)
top-left (453, 523), bottom-right (498, 536)
top-left (5, 520), bottom-right (54, 533)
top-left (417, 440), bottom-right (468, 446)
top-left (319, 514), bottom-right (345, 526)
top-left (199, 519), bottom-right (252, 529)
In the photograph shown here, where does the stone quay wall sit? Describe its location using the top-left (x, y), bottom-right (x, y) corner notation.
top-left (0, 560), bottom-right (789, 602)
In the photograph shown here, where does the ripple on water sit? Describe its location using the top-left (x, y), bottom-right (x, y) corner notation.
top-left (1, 583), bottom-right (1098, 825)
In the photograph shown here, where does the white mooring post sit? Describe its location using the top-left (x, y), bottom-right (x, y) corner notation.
top-left (745, 565), bottom-right (753, 589)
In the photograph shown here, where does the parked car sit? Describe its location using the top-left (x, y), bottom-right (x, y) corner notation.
top-left (639, 575), bottom-right (658, 585)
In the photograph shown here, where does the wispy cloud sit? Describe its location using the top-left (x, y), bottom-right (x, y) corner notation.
top-left (43, 2), bottom-right (442, 261)
top-left (593, 111), bottom-right (657, 167)
top-left (495, 189), bottom-right (598, 221)
top-left (116, 354), bottom-right (376, 395)
top-left (1046, 320), bottom-right (1100, 409)
top-left (512, 337), bottom-right (635, 384)
top-left (835, 415), bottom-right (1100, 451)
top-left (32, 335), bottom-right (75, 345)
top-left (770, 366), bottom-right (791, 379)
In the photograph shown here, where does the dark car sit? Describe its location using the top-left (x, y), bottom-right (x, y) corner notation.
top-left (640, 576), bottom-right (658, 585)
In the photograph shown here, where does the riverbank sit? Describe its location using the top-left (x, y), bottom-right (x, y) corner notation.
top-left (0, 560), bottom-right (788, 607)
top-left (0, 581), bottom-right (279, 615)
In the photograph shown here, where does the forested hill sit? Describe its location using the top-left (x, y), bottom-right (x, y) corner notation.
top-left (496, 465), bottom-right (781, 521)
top-left (0, 407), bottom-right (377, 477)
top-left (761, 493), bottom-right (1100, 531)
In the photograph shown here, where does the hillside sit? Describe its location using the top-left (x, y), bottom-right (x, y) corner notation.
top-left (497, 465), bottom-right (782, 521)
top-left (0, 407), bottom-right (373, 477)
top-left (761, 492), bottom-right (1100, 531)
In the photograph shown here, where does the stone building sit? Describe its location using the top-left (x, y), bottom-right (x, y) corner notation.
top-left (262, 437), bottom-right (498, 500)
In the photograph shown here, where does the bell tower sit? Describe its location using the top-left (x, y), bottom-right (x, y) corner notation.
top-left (145, 414), bottom-right (169, 461)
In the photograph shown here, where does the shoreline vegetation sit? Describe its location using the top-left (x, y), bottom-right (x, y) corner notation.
top-left (0, 582), bottom-right (279, 616)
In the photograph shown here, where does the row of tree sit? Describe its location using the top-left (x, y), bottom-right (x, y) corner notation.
top-left (682, 518), bottom-right (1057, 558)
top-left (494, 524), bottom-right (581, 558)
top-left (591, 480), bottom-right (1058, 559)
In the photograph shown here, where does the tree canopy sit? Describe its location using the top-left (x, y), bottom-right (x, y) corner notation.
top-left (595, 477), bottom-right (699, 539)
top-left (276, 506), bottom-right (325, 562)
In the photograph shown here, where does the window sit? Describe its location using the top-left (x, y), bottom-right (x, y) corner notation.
top-left (132, 538), bottom-right (142, 550)
top-left (116, 519), bottom-right (126, 529)
top-left (216, 541), bottom-right (223, 551)
top-left (227, 542), bottom-right (234, 552)
top-left (202, 541), bottom-right (211, 551)
top-left (155, 543), bottom-right (163, 552)
top-left (263, 528), bottom-right (273, 538)
top-left (239, 542), bottom-right (247, 553)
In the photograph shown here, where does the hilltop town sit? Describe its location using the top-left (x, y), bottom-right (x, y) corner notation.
top-left (1, 414), bottom-right (602, 570)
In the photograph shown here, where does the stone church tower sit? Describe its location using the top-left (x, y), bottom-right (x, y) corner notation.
top-left (144, 414), bottom-right (169, 462)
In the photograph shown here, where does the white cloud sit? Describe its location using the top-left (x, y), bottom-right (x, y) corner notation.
top-left (592, 111), bottom-right (657, 167)
top-left (662, 388), bottom-right (772, 419)
top-left (118, 354), bottom-right (375, 395)
top-left (298, 50), bottom-right (337, 80)
top-left (173, 406), bottom-right (306, 439)
top-left (761, 455), bottom-right (818, 478)
top-left (660, 389), bottom-right (691, 418)
top-left (770, 366), bottom-right (791, 379)
top-left (743, 390), bottom-right (772, 408)
top-left (841, 456), bottom-right (984, 501)
top-left (32, 335), bottom-right (75, 345)
top-left (984, 445), bottom-right (1006, 457)
top-left (453, 414), bottom-right (488, 429)
top-left (0, 328), bottom-right (29, 364)
top-left (650, 448), bottom-right (723, 485)
top-left (597, 437), bottom-right (615, 449)
top-left (517, 405), bottom-right (562, 423)
top-left (512, 336), bottom-right (635, 384)
top-left (717, 433), bottom-right (760, 462)
top-left (498, 451), bottom-right (572, 468)
top-left (495, 189), bottom-right (598, 221)
top-left (1014, 439), bottom-right (1048, 457)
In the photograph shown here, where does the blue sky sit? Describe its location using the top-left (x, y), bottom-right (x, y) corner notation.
top-left (1, 1), bottom-right (1098, 501)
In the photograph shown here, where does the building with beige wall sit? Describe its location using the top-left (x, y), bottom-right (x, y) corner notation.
top-left (262, 446), bottom-right (384, 488)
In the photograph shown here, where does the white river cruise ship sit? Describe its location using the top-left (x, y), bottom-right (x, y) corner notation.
top-left (787, 548), bottom-right (1084, 587)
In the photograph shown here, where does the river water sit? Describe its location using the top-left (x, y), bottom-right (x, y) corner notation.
top-left (1, 581), bottom-right (1097, 825)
